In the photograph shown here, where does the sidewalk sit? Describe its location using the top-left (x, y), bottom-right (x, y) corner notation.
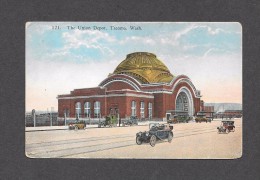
top-left (25, 121), bottom-right (158, 132)
top-left (26, 126), bottom-right (68, 132)
top-left (25, 125), bottom-right (97, 132)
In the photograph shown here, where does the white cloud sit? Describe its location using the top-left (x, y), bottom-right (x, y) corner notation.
top-left (62, 29), bottom-right (116, 56)
top-left (174, 24), bottom-right (198, 40)
top-left (207, 27), bottom-right (224, 35)
top-left (183, 44), bottom-right (198, 50)
top-left (119, 36), bottom-right (156, 45)
top-left (118, 24), bottom-right (229, 48)
top-left (202, 48), bottom-right (216, 57)
top-left (173, 24), bottom-right (232, 38)
top-left (118, 25), bottom-right (197, 47)
top-left (32, 29), bottom-right (118, 62)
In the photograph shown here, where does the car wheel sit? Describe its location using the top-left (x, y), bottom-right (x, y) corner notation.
top-left (226, 129), bottom-right (229, 134)
top-left (75, 126), bottom-right (78, 131)
top-left (136, 136), bottom-right (142, 145)
top-left (168, 132), bottom-right (173, 143)
top-left (150, 135), bottom-right (156, 147)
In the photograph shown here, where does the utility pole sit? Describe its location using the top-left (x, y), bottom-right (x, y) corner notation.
top-left (50, 107), bottom-right (54, 126)
top-left (32, 109), bottom-right (36, 127)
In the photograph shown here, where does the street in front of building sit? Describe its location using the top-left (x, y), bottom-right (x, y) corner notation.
top-left (25, 118), bottom-right (242, 159)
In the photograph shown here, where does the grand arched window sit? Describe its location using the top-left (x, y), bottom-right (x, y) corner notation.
top-left (75, 102), bottom-right (81, 119)
top-left (84, 102), bottom-right (91, 118)
top-left (94, 101), bottom-right (101, 118)
top-left (140, 101), bottom-right (145, 118)
top-left (176, 92), bottom-right (188, 112)
top-left (148, 102), bottom-right (152, 119)
top-left (176, 95), bottom-right (183, 111)
top-left (131, 101), bottom-right (136, 116)
top-left (175, 88), bottom-right (195, 116)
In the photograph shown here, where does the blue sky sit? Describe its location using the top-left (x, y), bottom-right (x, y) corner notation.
top-left (26, 22), bottom-right (242, 111)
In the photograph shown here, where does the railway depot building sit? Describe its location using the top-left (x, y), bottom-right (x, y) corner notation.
top-left (57, 52), bottom-right (203, 120)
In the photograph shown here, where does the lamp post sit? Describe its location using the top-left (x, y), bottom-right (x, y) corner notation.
top-left (98, 113), bottom-right (101, 125)
top-left (64, 112), bottom-right (67, 126)
top-left (89, 113), bottom-right (91, 125)
top-left (117, 108), bottom-right (120, 127)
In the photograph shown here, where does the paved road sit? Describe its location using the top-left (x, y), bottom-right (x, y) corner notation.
top-left (25, 118), bottom-right (242, 159)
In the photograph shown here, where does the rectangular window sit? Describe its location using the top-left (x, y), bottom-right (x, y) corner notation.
top-left (84, 102), bottom-right (91, 118)
top-left (148, 102), bottom-right (152, 119)
top-left (75, 102), bottom-right (81, 118)
top-left (140, 101), bottom-right (145, 118)
top-left (94, 101), bottom-right (101, 118)
top-left (131, 101), bottom-right (136, 116)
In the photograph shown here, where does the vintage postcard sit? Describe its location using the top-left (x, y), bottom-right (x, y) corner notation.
top-left (25, 22), bottom-right (242, 159)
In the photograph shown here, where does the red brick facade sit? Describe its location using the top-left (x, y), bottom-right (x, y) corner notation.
top-left (58, 74), bottom-right (202, 119)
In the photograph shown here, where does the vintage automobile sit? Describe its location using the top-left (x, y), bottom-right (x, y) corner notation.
top-left (98, 115), bottom-right (117, 128)
top-left (136, 123), bottom-right (173, 147)
top-left (195, 112), bottom-right (211, 123)
top-left (122, 116), bottom-right (138, 126)
top-left (167, 114), bottom-right (189, 124)
top-left (68, 120), bottom-right (86, 130)
top-left (217, 121), bottom-right (235, 133)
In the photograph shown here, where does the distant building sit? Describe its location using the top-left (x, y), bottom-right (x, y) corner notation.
top-left (224, 110), bottom-right (242, 118)
top-left (215, 110), bottom-right (242, 119)
top-left (57, 52), bottom-right (203, 120)
top-left (203, 105), bottom-right (214, 117)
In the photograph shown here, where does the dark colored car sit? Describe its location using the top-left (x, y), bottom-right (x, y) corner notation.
top-left (68, 120), bottom-right (86, 130)
top-left (167, 115), bottom-right (189, 123)
top-left (122, 116), bottom-right (138, 126)
top-left (136, 123), bottom-right (173, 147)
top-left (98, 115), bottom-right (117, 128)
top-left (195, 112), bottom-right (211, 123)
top-left (217, 121), bottom-right (235, 133)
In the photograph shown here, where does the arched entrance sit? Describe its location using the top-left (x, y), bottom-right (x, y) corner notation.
top-left (175, 87), bottom-right (194, 117)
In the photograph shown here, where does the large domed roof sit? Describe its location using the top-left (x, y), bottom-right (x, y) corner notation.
top-left (113, 52), bottom-right (174, 84)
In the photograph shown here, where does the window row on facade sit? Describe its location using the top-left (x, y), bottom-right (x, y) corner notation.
top-left (131, 101), bottom-right (152, 119)
top-left (63, 101), bottom-right (153, 119)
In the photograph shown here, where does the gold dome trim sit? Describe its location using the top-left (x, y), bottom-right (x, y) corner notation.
top-left (113, 52), bottom-right (174, 84)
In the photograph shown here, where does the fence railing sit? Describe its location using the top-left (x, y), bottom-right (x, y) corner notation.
top-left (26, 113), bottom-right (164, 127)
